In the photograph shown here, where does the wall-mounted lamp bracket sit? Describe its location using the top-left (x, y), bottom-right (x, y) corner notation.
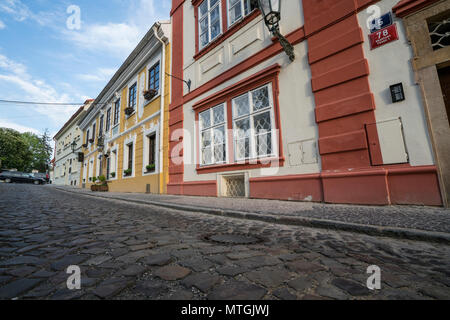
top-left (166, 73), bottom-right (192, 92)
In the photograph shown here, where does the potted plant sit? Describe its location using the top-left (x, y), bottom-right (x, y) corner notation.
top-left (111, 172), bottom-right (116, 178)
top-left (91, 175), bottom-right (109, 192)
top-left (143, 89), bottom-right (158, 100)
top-left (124, 168), bottom-right (132, 176)
top-left (97, 135), bottom-right (104, 147)
top-left (92, 176), bottom-right (97, 183)
top-left (124, 107), bottom-right (134, 116)
top-left (146, 163), bottom-right (156, 172)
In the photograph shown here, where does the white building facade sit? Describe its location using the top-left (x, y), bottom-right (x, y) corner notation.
top-left (167, 0), bottom-right (447, 206)
top-left (53, 100), bottom-right (93, 187)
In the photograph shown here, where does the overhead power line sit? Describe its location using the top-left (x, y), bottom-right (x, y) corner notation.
top-left (0, 99), bottom-right (86, 106)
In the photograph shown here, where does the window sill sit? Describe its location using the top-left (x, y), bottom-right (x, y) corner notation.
top-left (143, 169), bottom-right (157, 176)
top-left (125, 111), bottom-right (136, 119)
top-left (194, 10), bottom-right (261, 61)
top-left (196, 156), bottom-right (285, 174)
top-left (144, 93), bottom-right (161, 107)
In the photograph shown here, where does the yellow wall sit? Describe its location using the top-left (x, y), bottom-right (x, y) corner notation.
top-left (80, 42), bottom-right (171, 194)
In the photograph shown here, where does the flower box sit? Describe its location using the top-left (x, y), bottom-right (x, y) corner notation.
top-left (146, 164), bottom-right (156, 172)
top-left (91, 184), bottom-right (108, 192)
top-left (143, 89), bottom-right (158, 101)
top-left (124, 107), bottom-right (134, 116)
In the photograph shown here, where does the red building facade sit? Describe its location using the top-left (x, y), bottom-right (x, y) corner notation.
top-left (168, 0), bottom-right (448, 206)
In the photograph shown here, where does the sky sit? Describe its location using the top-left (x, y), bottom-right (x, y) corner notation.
top-left (0, 0), bottom-right (171, 139)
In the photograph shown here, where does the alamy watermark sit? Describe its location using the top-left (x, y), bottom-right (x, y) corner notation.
top-left (366, 265), bottom-right (381, 290)
top-left (66, 265), bottom-right (81, 290)
top-left (366, 5), bottom-right (382, 31)
top-left (66, 5), bottom-right (81, 30)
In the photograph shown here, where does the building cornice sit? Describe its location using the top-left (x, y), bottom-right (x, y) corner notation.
top-left (78, 21), bottom-right (171, 130)
top-left (393, 0), bottom-right (441, 18)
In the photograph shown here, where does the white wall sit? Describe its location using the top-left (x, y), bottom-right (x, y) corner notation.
top-left (179, 1), bottom-right (318, 183)
top-left (53, 124), bottom-right (83, 186)
top-left (182, 41), bottom-right (319, 182)
top-left (182, 0), bottom-right (304, 95)
top-left (357, 0), bottom-right (434, 166)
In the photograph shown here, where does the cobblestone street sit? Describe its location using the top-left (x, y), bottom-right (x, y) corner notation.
top-left (0, 184), bottom-right (449, 300)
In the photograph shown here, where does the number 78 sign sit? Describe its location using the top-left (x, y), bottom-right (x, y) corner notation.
top-left (369, 24), bottom-right (399, 50)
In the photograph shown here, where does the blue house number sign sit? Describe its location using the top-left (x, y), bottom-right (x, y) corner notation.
top-left (369, 12), bottom-right (393, 33)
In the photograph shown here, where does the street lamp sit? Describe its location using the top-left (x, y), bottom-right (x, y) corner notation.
top-left (257, 0), bottom-right (295, 61)
top-left (71, 141), bottom-right (77, 153)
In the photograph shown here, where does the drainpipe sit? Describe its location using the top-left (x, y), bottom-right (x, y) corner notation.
top-left (153, 23), bottom-right (167, 193)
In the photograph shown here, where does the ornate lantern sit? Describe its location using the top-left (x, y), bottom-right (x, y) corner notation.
top-left (257, 0), bottom-right (295, 61)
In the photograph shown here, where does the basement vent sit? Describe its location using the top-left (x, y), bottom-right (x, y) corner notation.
top-left (223, 174), bottom-right (246, 198)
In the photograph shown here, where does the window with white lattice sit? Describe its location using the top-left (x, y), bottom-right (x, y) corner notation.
top-left (199, 0), bottom-right (222, 49)
top-left (232, 84), bottom-right (276, 161)
top-left (228, 0), bottom-right (257, 26)
top-left (199, 103), bottom-right (227, 165)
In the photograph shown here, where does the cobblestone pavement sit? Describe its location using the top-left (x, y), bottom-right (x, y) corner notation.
top-left (55, 186), bottom-right (450, 234)
top-left (0, 184), bottom-right (449, 300)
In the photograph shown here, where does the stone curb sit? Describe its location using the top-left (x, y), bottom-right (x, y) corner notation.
top-left (54, 187), bottom-right (450, 244)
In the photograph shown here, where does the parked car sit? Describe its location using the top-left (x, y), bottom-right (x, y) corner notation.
top-left (0, 171), bottom-right (46, 185)
top-left (31, 172), bottom-right (49, 183)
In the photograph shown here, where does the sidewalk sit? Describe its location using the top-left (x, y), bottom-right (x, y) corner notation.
top-left (52, 185), bottom-right (450, 243)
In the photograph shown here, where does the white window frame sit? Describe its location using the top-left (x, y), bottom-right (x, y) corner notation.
top-left (199, 103), bottom-right (228, 166)
top-left (122, 135), bottom-right (136, 178)
top-left (109, 145), bottom-right (118, 181)
top-left (227, 0), bottom-right (256, 27)
top-left (232, 83), bottom-right (277, 161)
top-left (89, 121), bottom-right (96, 148)
top-left (198, 0), bottom-right (223, 50)
top-left (96, 155), bottom-right (101, 178)
top-left (142, 124), bottom-right (160, 176)
top-left (126, 76), bottom-right (138, 116)
top-left (145, 53), bottom-right (162, 103)
top-left (106, 107), bottom-right (112, 132)
top-left (89, 158), bottom-right (94, 180)
top-left (82, 160), bottom-right (87, 182)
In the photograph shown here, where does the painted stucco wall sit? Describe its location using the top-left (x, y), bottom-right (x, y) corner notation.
top-left (357, 0), bottom-right (434, 166)
top-left (179, 1), bottom-right (319, 183)
top-left (182, 1), bottom-right (304, 96)
top-left (182, 45), bottom-right (320, 183)
top-left (80, 42), bottom-right (171, 194)
top-left (54, 111), bottom-right (86, 186)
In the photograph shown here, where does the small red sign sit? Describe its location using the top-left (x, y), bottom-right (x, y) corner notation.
top-left (369, 24), bottom-right (399, 50)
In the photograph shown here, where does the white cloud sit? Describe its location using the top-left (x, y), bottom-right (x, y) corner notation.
top-left (76, 67), bottom-right (116, 82)
top-left (0, 0), bottom-right (57, 26)
top-left (63, 0), bottom-right (168, 57)
top-left (0, 0), bottom-right (31, 22)
top-left (0, 54), bottom-right (27, 76)
top-left (0, 54), bottom-right (79, 126)
top-left (0, 20), bottom-right (5, 29)
top-left (64, 22), bottom-right (143, 57)
top-left (0, 119), bottom-right (41, 134)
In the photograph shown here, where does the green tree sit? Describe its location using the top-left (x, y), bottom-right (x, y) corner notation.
top-left (0, 128), bottom-right (32, 171)
top-left (21, 129), bottom-right (52, 172)
top-left (0, 128), bottom-right (53, 172)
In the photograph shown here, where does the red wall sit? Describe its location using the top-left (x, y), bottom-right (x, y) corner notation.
top-left (167, 0), bottom-right (443, 206)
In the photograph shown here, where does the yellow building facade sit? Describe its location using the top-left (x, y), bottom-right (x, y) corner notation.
top-left (78, 22), bottom-right (171, 194)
